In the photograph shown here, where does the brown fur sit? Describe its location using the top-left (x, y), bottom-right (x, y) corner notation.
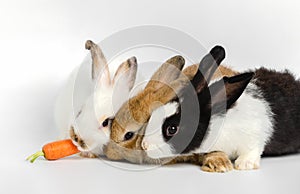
top-left (166, 153), bottom-right (205, 165)
top-left (212, 65), bottom-right (237, 79)
top-left (201, 151), bottom-right (233, 173)
top-left (183, 64), bottom-right (237, 80)
top-left (79, 152), bottom-right (98, 158)
top-left (165, 151), bottom-right (233, 173)
top-left (126, 79), bottom-right (189, 124)
top-left (145, 56), bottom-right (185, 90)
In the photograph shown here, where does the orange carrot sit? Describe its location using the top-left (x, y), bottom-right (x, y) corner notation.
top-left (26, 139), bottom-right (79, 163)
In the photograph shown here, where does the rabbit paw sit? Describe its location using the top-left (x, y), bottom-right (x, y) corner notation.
top-left (79, 152), bottom-right (98, 158)
top-left (234, 155), bottom-right (260, 170)
top-left (201, 151), bottom-right (233, 173)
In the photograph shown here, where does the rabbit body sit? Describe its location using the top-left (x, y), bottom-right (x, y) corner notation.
top-left (143, 47), bottom-right (300, 170)
top-left (201, 68), bottom-right (300, 169)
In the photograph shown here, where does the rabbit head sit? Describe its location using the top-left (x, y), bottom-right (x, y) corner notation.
top-left (70, 40), bottom-right (138, 157)
top-left (103, 55), bottom-right (186, 163)
top-left (142, 46), bottom-right (254, 159)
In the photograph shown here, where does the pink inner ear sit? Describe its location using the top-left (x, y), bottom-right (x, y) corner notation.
top-left (97, 67), bottom-right (111, 86)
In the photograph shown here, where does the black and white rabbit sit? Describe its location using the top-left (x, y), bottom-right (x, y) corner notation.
top-left (142, 46), bottom-right (300, 170)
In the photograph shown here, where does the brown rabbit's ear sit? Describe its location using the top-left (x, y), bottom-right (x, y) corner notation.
top-left (147, 46), bottom-right (227, 111)
top-left (145, 55), bottom-right (185, 91)
top-left (209, 72), bottom-right (254, 114)
top-left (183, 64), bottom-right (238, 81)
top-left (192, 46), bottom-right (226, 93)
top-left (112, 56), bottom-right (137, 91)
top-left (85, 40), bottom-right (111, 85)
top-left (182, 64), bottom-right (199, 80)
top-left (148, 76), bottom-right (190, 111)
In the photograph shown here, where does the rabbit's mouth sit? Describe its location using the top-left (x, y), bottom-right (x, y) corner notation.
top-left (75, 141), bottom-right (89, 151)
top-left (69, 126), bottom-right (89, 151)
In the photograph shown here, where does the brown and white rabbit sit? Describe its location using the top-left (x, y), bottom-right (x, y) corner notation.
top-left (104, 55), bottom-right (186, 162)
top-left (142, 46), bottom-right (300, 170)
top-left (55, 40), bottom-right (138, 158)
top-left (104, 51), bottom-right (236, 172)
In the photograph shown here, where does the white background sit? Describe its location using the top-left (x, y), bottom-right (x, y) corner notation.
top-left (1, 0), bottom-right (300, 194)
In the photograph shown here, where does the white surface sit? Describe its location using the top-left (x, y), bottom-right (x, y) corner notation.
top-left (1, 1), bottom-right (300, 194)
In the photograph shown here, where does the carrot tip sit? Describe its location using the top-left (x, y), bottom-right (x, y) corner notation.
top-left (26, 151), bottom-right (45, 163)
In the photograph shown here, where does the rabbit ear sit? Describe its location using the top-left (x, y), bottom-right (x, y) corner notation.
top-left (85, 40), bottom-right (111, 85)
top-left (209, 72), bottom-right (254, 114)
top-left (182, 64), bottom-right (199, 80)
top-left (192, 46), bottom-right (226, 93)
top-left (145, 55), bottom-right (185, 91)
top-left (145, 47), bottom-right (226, 114)
top-left (112, 56), bottom-right (138, 91)
top-left (130, 56), bottom-right (185, 118)
top-left (149, 77), bottom-right (190, 108)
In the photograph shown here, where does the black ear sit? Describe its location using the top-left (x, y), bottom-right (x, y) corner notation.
top-left (192, 46), bottom-right (226, 93)
top-left (209, 72), bottom-right (255, 114)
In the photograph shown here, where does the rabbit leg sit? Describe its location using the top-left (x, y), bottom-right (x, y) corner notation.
top-left (234, 149), bottom-right (261, 170)
top-left (201, 151), bottom-right (233, 173)
top-left (165, 152), bottom-right (233, 173)
top-left (79, 152), bottom-right (98, 158)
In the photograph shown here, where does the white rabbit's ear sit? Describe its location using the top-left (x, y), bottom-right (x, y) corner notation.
top-left (145, 55), bottom-right (185, 91)
top-left (85, 40), bottom-right (111, 85)
top-left (112, 56), bottom-right (138, 91)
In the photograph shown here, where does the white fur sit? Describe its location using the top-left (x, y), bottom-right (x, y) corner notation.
top-left (54, 54), bottom-right (95, 139)
top-left (202, 83), bottom-right (274, 169)
top-left (54, 66), bottom-right (89, 139)
top-left (143, 102), bottom-right (179, 158)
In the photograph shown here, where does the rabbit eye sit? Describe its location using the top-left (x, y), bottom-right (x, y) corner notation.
top-left (124, 132), bottom-right (134, 141)
top-left (166, 125), bottom-right (179, 136)
top-left (102, 118), bottom-right (109, 127)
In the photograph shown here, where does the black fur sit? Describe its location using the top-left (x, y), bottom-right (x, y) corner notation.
top-left (160, 46), bottom-right (225, 154)
top-left (253, 68), bottom-right (300, 156)
top-left (161, 85), bottom-right (210, 154)
top-left (210, 72), bottom-right (255, 113)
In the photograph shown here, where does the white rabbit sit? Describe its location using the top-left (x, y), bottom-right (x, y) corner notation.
top-left (54, 40), bottom-right (138, 158)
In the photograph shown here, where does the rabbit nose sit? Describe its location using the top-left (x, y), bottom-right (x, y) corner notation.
top-left (142, 141), bottom-right (149, 150)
